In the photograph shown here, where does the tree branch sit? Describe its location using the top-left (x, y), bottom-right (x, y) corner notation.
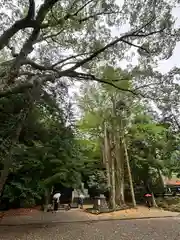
top-left (68, 71), bottom-right (145, 97)
top-left (67, 0), bottom-right (158, 71)
top-left (68, 30), bottom-right (155, 71)
top-left (37, 29), bottom-right (65, 43)
top-left (120, 39), bottom-right (150, 54)
top-left (0, 75), bottom-right (55, 98)
top-left (8, 0), bottom-right (60, 83)
top-left (40, 0), bottom-right (96, 29)
top-left (23, 59), bottom-right (54, 71)
top-left (73, 0), bottom-right (94, 16)
top-left (0, 0), bottom-right (36, 51)
top-left (52, 52), bottom-right (94, 67)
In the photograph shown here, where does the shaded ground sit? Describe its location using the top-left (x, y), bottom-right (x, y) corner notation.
top-left (0, 217), bottom-right (180, 240)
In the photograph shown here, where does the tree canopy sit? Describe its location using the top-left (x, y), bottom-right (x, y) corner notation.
top-left (0, 0), bottom-right (179, 98)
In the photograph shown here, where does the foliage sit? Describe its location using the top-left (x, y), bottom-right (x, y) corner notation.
top-left (87, 170), bottom-right (108, 193)
top-left (77, 80), bottom-right (180, 198)
top-left (0, 91), bottom-right (84, 208)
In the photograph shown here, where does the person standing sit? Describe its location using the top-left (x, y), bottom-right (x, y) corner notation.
top-left (53, 192), bottom-right (61, 212)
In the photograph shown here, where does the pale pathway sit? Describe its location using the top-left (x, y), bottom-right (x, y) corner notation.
top-left (0, 206), bottom-right (179, 225)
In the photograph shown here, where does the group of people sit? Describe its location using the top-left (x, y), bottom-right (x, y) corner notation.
top-left (52, 192), bottom-right (85, 212)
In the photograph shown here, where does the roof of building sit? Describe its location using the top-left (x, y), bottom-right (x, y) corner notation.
top-left (163, 176), bottom-right (180, 186)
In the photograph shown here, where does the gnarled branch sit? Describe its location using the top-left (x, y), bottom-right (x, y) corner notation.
top-left (0, 0), bottom-right (36, 51)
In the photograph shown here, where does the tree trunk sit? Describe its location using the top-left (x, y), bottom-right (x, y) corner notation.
top-left (108, 132), bottom-right (116, 210)
top-left (104, 123), bottom-right (111, 190)
top-left (111, 95), bottom-right (126, 207)
top-left (151, 192), bottom-right (158, 207)
top-left (114, 134), bottom-right (125, 206)
top-left (115, 170), bottom-right (125, 206)
top-left (111, 150), bottom-right (116, 210)
top-left (44, 187), bottom-right (51, 212)
top-left (123, 138), bottom-right (136, 208)
top-left (157, 168), bottom-right (165, 197)
top-left (157, 169), bottom-right (165, 188)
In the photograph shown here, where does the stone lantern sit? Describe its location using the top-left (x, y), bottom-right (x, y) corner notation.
top-left (93, 194), bottom-right (109, 212)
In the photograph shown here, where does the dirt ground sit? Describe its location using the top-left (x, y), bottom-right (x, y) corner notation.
top-left (0, 206), bottom-right (41, 219)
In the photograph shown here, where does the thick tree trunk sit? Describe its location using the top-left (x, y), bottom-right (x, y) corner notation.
top-left (107, 132), bottom-right (116, 210)
top-left (119, 143), bottom-right (125, 205)
top-left (115, 171), bottom-right (125, 206)
top-left (111, 150), bottom-right (116, 210)
top-left (110, 95), bottom-right (126, 207)
top-left (123, 138), bottom-right (136, 208)
top-left (114, 135), bottom-right (125, 206)
top-left (44, 188), bottom-right (51, 212)
top-left (104, 123), bottom-right (111, 190)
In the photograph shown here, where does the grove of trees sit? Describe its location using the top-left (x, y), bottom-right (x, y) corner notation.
top-left (0, 0), bottom-right (180, 210)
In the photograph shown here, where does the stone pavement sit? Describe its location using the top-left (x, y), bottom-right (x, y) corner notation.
top-left (0, 206), bottom-right (179, 226)
top-left (1, 217), bottom-right (180, 240)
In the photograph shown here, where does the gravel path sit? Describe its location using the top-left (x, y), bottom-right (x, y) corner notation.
top-left (0, 217), bottom-right (180, 240)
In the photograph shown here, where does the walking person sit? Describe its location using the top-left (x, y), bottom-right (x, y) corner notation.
top-left (144, 193), bottom-right (152, 209)
top-left (53, 192), bottom-right (61, 212)
top-left (78, 193), bottom-right (85, 209)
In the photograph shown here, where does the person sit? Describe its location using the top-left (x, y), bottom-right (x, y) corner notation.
top-left (53, 192), bottom-right (61, 212)
top-left (78, 193), bottom-right (85, 209)
top-left (144, 193), bottom-right (152, 209)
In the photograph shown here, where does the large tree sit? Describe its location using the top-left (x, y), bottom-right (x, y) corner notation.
top-left (0, 0), bottom-right (179, 98)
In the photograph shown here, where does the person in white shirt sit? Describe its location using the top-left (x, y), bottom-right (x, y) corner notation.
top-left (53, 192), bottom-right (61, 211)
top-left (78, 193), bottom-right (85, 209)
